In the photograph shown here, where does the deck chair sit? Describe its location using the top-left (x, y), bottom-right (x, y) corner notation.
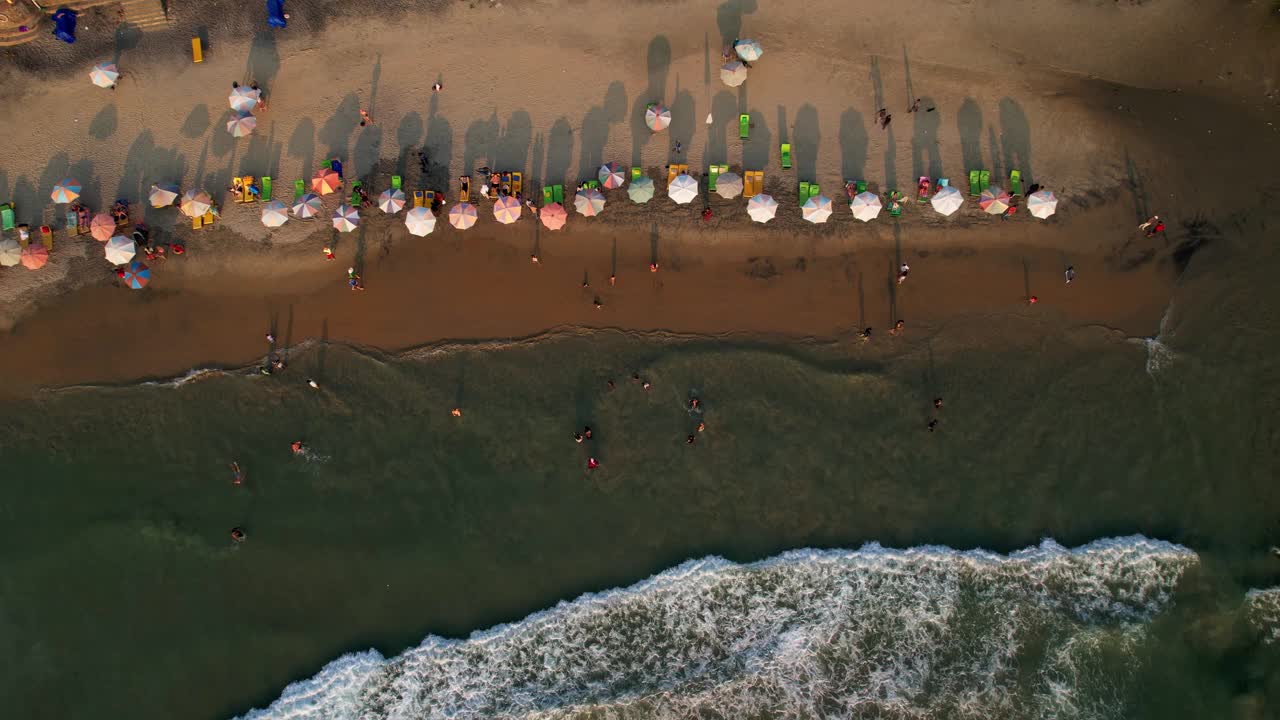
top-left (979, 170), bottom-right (991, 192)
top-left (391, 175), bottom-right (402, 191)
top-left (799, 181), bottom-right (811, 206)
top-left (294, 179), bottom-right (305, 199)
top-left (675, 163), bottom-right (689, 176)
top-left (350, 180), bottom-right (363, 206)
top-left (739, 114), bottom-right (750, 139)
top-left (261, 177), bottom-right (272, 199)
top-left (512, 172), bottom-right (523, 197)
top-left (0, 203), bottom-right (14, 231)
top-left (542, 186), bottom-right (554, 205)
top-left (938, 178), bottom-right (950, 188)
top-left (888, 192), bottom-right (903, 218)
top-left (413, 190), bottom-right (426, 208)
top-left (232, 177), bottom-right (246, 203)
top-left (459, 176), bottom-right (471, 203)
top-left (552, 184), bottom-right (565, 204)
top-left (64, 210), bottom-right (77, 232)
top-left (202, 208), bottom-right (216, 225)
top-left (708, 165), bottom-right (722, 192)
top-left (425, 190), bottom-right (438, 208)
top-left (917, 176), bottom-right (931, 203)
top-left (630, 167), bottom-right (642, 181)
top-left (39, 225), bottom-right (53, 250)
top-left (752, 171), bottom-right (764, 197)
top-left (856, 181), bottom-right (867, 194)
top-left (321, 159), bottom-right (332, 170)
top-left (780, 143), bottom-right (792, 169)
top-left (192, 214), bottom-right (203, 230)
top-left (500, 172), bottom-right (513, 193)
top-left (242, 176), bottom-right (256, 202)
top-left (667, 165), bottom-right (679, 185)
top-left (969, 171), bottom-right (981, 196)
top-left (810, 183), bottom-right (820, 200)
top-left (1009, 170), bottom-right (1023, 195)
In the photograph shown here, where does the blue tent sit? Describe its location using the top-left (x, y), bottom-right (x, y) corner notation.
top-left (266, 0), bottom-right (287, 28)
top-left (52, 8), bottom-right (77, 44)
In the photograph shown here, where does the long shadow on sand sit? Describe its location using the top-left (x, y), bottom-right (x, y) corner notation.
top-left (423, 93), bottom-right (452, 191)
top-left (793, 104), bottom-right (819, 182)
top-left (89, 105), bottom-right (118, 140)
top-left (743, 109), bottom-right (770, 170)
top-left (545, 118), bottom-right (574, 188)
top-left (911, 96), bottom-right (942, 180)
top-left (463, 112), bottom-right (500, 179)
top-left (998, 98), bottom-right (1033, 184)
top-left (245, 31), bottom-right (280, 92)
top-left (579, 82), bottom-right (627, 182)
top-left (705, 90), bottom-right (738, 167)
top-left (319, 94), bottom-right (360, 164)
top-left (181, 104), bottom-right (210, 139)
top-left (667, 89), bottom-right (695, 166)
top-left (496, 111), bottom-right (534, 174)
top-left (631, 36), bottom-right (671, 167)
top-left (957, 98), bottom-right (983, 172)
top-left (288, 119), bottom-right (316, 180)
top-left (395, 112), bottom-right (424, 180)
top-left (839, 108), bottom-right (868, 183)
top-left (716, 0), bottom-right (758, 46)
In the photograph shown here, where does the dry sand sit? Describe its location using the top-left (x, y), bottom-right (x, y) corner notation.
top-left (0, 0), bottom-right (1277, 391)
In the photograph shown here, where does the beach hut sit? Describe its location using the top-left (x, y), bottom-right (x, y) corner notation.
top-left (449, 202), bottom-right (478, 230)
top-left (333, 204), bottom-right (359, 232)
top-left (645, 104), bottom-right (671, 132)
top-left (715, 173), bottom-right (743, 200)
top-left (747, 193), bottom-right (778, 223)
top-left (720, 61), bottom-right (747, 87)
top-left (0, 238), bottom-right (21, 267)
top-left (1027, 190), bottom-right (1058, 219)
top-left (90, 213), bottom-right (116, 241)
top-left (180, 189), bottom-right (212, 217)
top-left (312, 168), bottom-right (341, 195)
top-left (668, 173), bottom-right (698, 204)
top-left (292, 193), bottom-right (322, 218)
top-left (404, 207), bottom-right (436, 236)
top-left (148, 183), bottom-right (178, 208)
top-left (493, 195), bottom-right (521, 224)
top-left (121, 260), bottom-right (150, 289)
top-left (21, 244), bottom-right (49, 270)
top-left (979, 186), bottom-right (1011, 215)
top-left (802, 194), bottom-right (833, 224)
top-left (575, 188), bottom-right (605, 217)
top-left (598, 163), bottom-right (625, 189)
top-left (261, 200), bottom-right (289, 227)
top-left (540, 202), bottom-right (567, 230)
top-left (51, 178), bottom-right (81, 204)
top-left (628, 177), bottom-right (655, 204)
top-left (227, 113), bottom-right (257, 138)
top-left (930, 186), bottom-right (963, 216)
top-left (734, 39), bottom-right (763, 62)
top-left (89, 62), bottom-right (119, 89)
top-left (851, 192), bottom-right (882, 222)
top-left (378, 188), bottom-right (406, 214)
top-left (104, 235), bottom-right (136, 265)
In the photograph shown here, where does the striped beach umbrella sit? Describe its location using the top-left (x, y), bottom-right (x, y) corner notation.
top-left (227, 113), bottom-right (257, 138)
top-left (734, 39), bottom-right (763, 63)
top-left (292, 193), bottom-right (322, 218)
top-left (121, 260), bottom-right (150, 289)
top-left (720, 61), bottom-right (747, 87)
top-left (312, 168), bottom-right (341, 195)
top-left (21, 244), bottom-right (49, 270)
top-left (261, 200), bottom-right (289, 227)
top-left (628, 176), bottom-right (655, 203)
top-left (540, 202), bottom-right (567, 230)
top-left (148, 183), bottom-right (178, 208)
top-left (715, 172), bottom-right (743, 200)
top-left (668, 173), bottom-right (698, 204)
top-left (90, 62), bottom-right (119, 88)
top-left (404, 207), bottom-right (436, 236)
top-left (575, 188), bottom-right (605, 217)
top-left (90, 213), bottom-right (117, 241)
top-left (979, 186), bottom-right (1011, 215)
top-left (228, 86), bottom-right (260, 112)
top-left (747, 193), bottom-right (778, 223)
top-left (378, 188), bottom-right (406, 214)
top-left (449, 202), bottom-right (478, 230)
top-left (645, 103), bottom-right (671, 132)
top-left (851, 192), bottom-right (882, 222)
top-left (104, 235), bottom-right (136, 265)
top-left (802, 194), bottom-right (833, 224)
top-left (493, 195), bottom-right (521, 224)
top-left (930, 185), bottom-right (963, 216)
top-left (180, 189), bottom-right (212, 217)
top-left (1027, 190), bottom-right (1058, 219)
top-left (0, 238), bottom-right (21, 267)
top-left (598, 163), bottom-right (625, 189)
top-left (333, 204), bottom-right (359, 232)
top-left (51, 178), bottom-right (81, 204)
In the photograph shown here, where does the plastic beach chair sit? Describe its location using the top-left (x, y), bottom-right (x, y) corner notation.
top-left (938, 178), bottom-right (950, 188)
top-left (917, 176), bottom-right (930, 203)
top-left (708, 165), bottom-right (721, 193)
top-left (799, 181), bottom-right (811, 206)
top-left (809, 183), bottom-right (820, 200)
top-left (294, 179), bottom-right (305, 199)
top-left (968, 171), bottom-right (980, 196)
top-left (888, 191), bottom-right (903, 218)
top-left (552, 185), bottom-right (564, 204)
top-left (0, 203), bottom-right (14, 232)
top-left (631, 167), bottom-right (642, 181)
top-left (512, 172), bottom-right (523, 197)
top-left (350, 181), bottom-right (363, 206)
top-left (979, 170), bottom-right (991, 192)
top-left (780, 144), bottom-right (792, 170)
top-left (856, 180), bottom-right (867, 194)
top-left (261, 177), bottom-right (272, 199)
top-left (739, 114), bottom-right (750, 139)
top-left (413, 190), bottom-right (426, 208)
top-left (542, 186), bottom-right (553, 205)
top-left (1009, 170), bottom-right (1023, 195)
top-left (459, 176), bottom-right (471, 203)
top-left (391, 175), bottom-right (402, 191)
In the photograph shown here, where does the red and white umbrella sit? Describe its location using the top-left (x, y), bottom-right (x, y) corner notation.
top-left (90, 213), bottom-right (116, 241)
top-left (228, 86), bottom-right (261, 113)
top-left (931, 186), bottom-right (963, 216)
top-left (21, 244), bottom-right (49, 270)
top-left (851, 192), bottom-right (882, 222)
top-left (313, 168), bottom-right (341, 195)
top-left (645, 104), bottom-right (671, 132)
top-left (540, 202), bottom-right (567, 230)
top-left (449, 202), bottom-right (478, 230)
top-left (333, 204), bottom-right (360, 232)
top-left (404, 207), bottom-right (436, 236)
top-left (598, 163), bottom-right (625, 189)
top-left (720, 61), bottom-right (747, 87)
top-left (493, 195), bottom-right (521, 224)
top-left (148, 183), bottom-right (178, 208)
top-left (227, 113), bottom-right (257, 138)
top-left (1027, 190), bottom-right (1058, 219)
top-left (979, 186), bottom-right (1011, 215)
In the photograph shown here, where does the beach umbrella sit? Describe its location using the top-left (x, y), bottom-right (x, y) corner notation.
top-left (292, 193), bottom-right (322, 218)
top-left (312, 168), bottom-right (341, 195)
top-left (851, 192), bottom-right (882, 222)
top-left (802, 194), bottom-right (833, 224)
top-left (90, 62), bottom-right (119, 88)
top-left (747, 193), bottom-right (778, 223)
top-left (148, 183), bottom-right (178, 208)
top-left (493, 195), bottom-right (521, 224)
top-left (448, 202), bottom-right (478, 230)
top-left (333, 204), bottom-right (359, 232)
top-left (227, 113), bottom-right (257, 137)
top-left (720, 61), bottom-right (747, 87)
top-left (0, 238), bottom-right (21, 267)
top-left (598, 163), bottom-right (625, 189)
top-left (715, 172), bottom-right (743, 200)
top-left (228, 86), bottom-right (260, 112)
top-left (575, 188), bottom-right (605, 217)
top-left (979, 186), bottom-right (1011, 215)
top-left (404, 206), bottom-right (436, 236)
top-left (90, 213), bottom-right (117, 241)
top-left (104, 235), bottom-right (136, 265)
top-left (628, 176), bottom-right (655, 204)
top-left (1027, 189), bottom-right (1058, 219)
top-left (180, 189), bottom-right (212, 217)
top-left (539, 202), bottom-right (567, 230)
top-left (121, 260), bottom-right (150, 289)
top-left (378, 188), bottom-right (406, 214)
top-left (645, 103), bottom-right (671, 132)
top-left (668, 173), bottom-right (698, 204)
top-left (734, 39), bottom-right (763, 63)
top-left (930, 185), bottom-right (963, 216)
top-left (260, 200), bottom-right (289, 227)
top-left (51, 178), bottom-right (81, 204)
top-left (21, 244), bottom-right (49, 270)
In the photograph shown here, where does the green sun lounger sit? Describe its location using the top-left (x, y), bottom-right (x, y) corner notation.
top-left (391, 175), bottom-right (402, 191)
top-left (321, 159), bottom-right (332, 170)
top-left (968, 171), bottom-right (980, 196)
top-left (708, 165), bottom-right (722, 192)
top-left (260, 176), bottom-right (272, 199)
top-left (1009, 170), bottom-right (1023, 195)
top-left (552, 184), bottom-right (564, 204)
top-left (542, 186), bottom-right (553, 205)
top-left (781, 143), bottom-right (792, 170)
top-left (856, 180), bottom-right (867, 194)
top-left (809, 183), bottom-right (820, 200)
top-left (630, 167), bottom-right (642, 181)
top-left (585, 180), bottom-right (600, 190)
top-left (0, 203), bottom-right (14, 232)
top-left (979, 170), bottom-right (991, 192)
top-left (888, 192), bottom-right (903, 217)
top-left (799, 181), bottom-right (811, 206)
top-left (739, 114), bottom-right (750, 139)
top-left (294, 179), bottom-right (305, 199)
top-left (350, 180), bottom-right (363, 206)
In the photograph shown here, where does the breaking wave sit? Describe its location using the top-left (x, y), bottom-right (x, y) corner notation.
top-left (237, 536), bottom-right (1194, 720)
top-left (1245, 587), bottom-right (1280, 645)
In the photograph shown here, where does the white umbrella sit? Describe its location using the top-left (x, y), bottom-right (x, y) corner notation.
top-left (598, 163), bottom-right (625, 189)
top-left (645, 104), bottom-right (671, 132)
top-left (180, 189), bottom-right (212, 217)
top-left (333, 204), bottom-right (360, 232)
top-left (979, 186), bottom-right (1012, 215)
top-left (378, 188), bottom-right (406, 214)
top-left (668, 173), bottom-right (698, 204)
top-left (747, 193), bottom-right (778, 223)
top-left (628, 177), bottom-right (655, 203)
top-left (292, 193), bottom-right (322, 218)
top-left (148, 183), bottom-right (178, 208)
top-left (734, 39), bottom-right (763, 62)
top-left (260, 200), bottom-right (289, 227)
top-left (802, 194), bottom-right (833, 224)
top-left (851, 192), bottom-right (882, 222)
top-left (1027, 190), bottom-right (1058, 219)
top-left (104, 235), bottom-right (136, 265)
top-left (575, 188), bottom-right (606, 217)
top-left (720, 61), bottom-right (748, 87)
top-left (229, 86), bottom-right (261, 113)
top-left (404, 206), bottom-right (436, 236)
top-left (715, 172), bottom-right (742, 199)
top-left (493, 195), bottom-right (522, 224)
top-left (90, 62), bottom-right (119, 88)
top-left (930, 186), bottom-right (963, 216)
top-left (0, 238), bottom-right (22, 267)
top-left (227, 113), bottom-right (257, 138)
top-left (449, 202), bottom-right (478, 230)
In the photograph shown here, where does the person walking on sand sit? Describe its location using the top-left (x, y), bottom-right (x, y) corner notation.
top-left (359, 109), bottom-right (374, 127)
top-left (1065, 265), bottom-right (1076, 284)
top-left (1147, 219), bottom-right (1165, 237)
top-left (908, 98), bottom-right (921, 113)
top-left (1139, 215), bottom-right (1159, 233)
top-left (897, 263), bottom-right (910, 284)
top-left (673, 141), bottom-right (682, 154)
top-left (432, 82), bottom-right (443, 92)
top-left (230, 461), bottom-right (245, 486)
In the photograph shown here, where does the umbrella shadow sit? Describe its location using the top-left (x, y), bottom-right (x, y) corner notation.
top-left (716, 0), bottom-right (758, 46)
top-left (211, 110), bottom-right (237, 158)
top-left (631, 35), bottom-right (671, 167)
top-left (496, 110), bottom-right (533, 173)
top-left (117, 130), bottom-right (157, 205)
top-left (530, 133), bottom-right (545, 188)
top-left (743, 109), bottom-right (770, 170)
top-left (395, 112), bottom-right (423, 180)
top-left (705, 90), bottom-right (737, 166)
top-left (999, 98), bottom-right (1033, 184)
top-left (239, 123), bottom-right (275, 178)
top-left (545, 118), bottom-right (573, 189)
top-left (794, 104), bottom-right (819, 181)
top-left (839, 108), bottom-right (868, 182)
top-left (1123, 148), bottom-right (1150, 222)
top-left (666, 88), bottom-right (695, 165)
top-left (911, 96), bottom-right (942, 179)
top-left (462, 112), bottom-right (500, 179)
top-left (957, 98), bottom-right (983, 172)
top-left (319, 93), bottom-right (360, 164)
top-left (245, 30), bottom-right (280, 91)
top-left (354, 124), bottom-right (382, 181)
top-left (987, 126), bottom-right (1003, 184)
top-left (424, 93), bottom-right (452, 190)
top-left (89, 105), bottom-right (118, 140)
top-left (112, 23), bottom-right (142, 65)
top-left (287, 118), bottom-right (316, 181)
top-left (579, 82), bottom-right (626, 182)
top-left (180, 104), bottom-right (210, 139)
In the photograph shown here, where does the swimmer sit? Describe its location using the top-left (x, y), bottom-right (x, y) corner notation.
top-left (1064, 265), bottom-right (1076, 284)
top-left (934, 397), bottom-right (943, 409)
top-left (230, 527), bottom-right (246, 542)
top-left (687, 434), bottom-right (696, 445)
top-left (574, 432), bottom-right (584, 444)
top-left (609, 274), bottom-right (616, 286)
top-left (308, 379), bottom-right (319, 389)
top-left (230, 461), bottom-right (244, 485)
top-left (587, 457), bottom-right (600, 470)
top-left (583, 426), bottom-right (593, 439)
top-left (897, 263), bottom-right (910, 284)
top-left (266, 333), bottom-right (275, 344)
top-left (689, 397), bottom-right (700, 409)
top-left (1028, 295), bottom-right (1039, 305)
top-left (890, 319), bottom-right (905, 336)
top-left (927, 419), bottom-right (938, 432)
top-left (531, 253), bottom-right (539, 264)
top-left (593, 297), bottom-right (603, 309)
top-left (649, 262), bottom-right (659, 273)
top-left (858, 327), bottom-right (872, 342)
top-left (697, 421), bottom-right (706, 432)
top-left (291, 441), bottom-right (304, 454)
top-left (632, 372), bottom-right (642, 383)
top-left (607, 379), bottom-right (616, 391)
top-left (642, 380), bottom-right (652, 390)
top-left (451, 407), bottom-right (462, 417)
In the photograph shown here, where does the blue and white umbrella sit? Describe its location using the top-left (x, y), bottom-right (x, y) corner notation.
top-left (668, 173), bottom-right (698, 204)
top-left (851, 192), bottom-right (882, 222)
top-left (734, 39), bottom-right (762, 63)
top-left (229, 86), bottom-right (261, 113)
top-left (90, 62), bottom-right (119, 88)
top-left (802, 194), bottom-right (833, 224)
top-left (628, 176), bottom-right (655, 204)
top-left (333, 204), bottom-right (360, 232)
top-left (748, 193), bottom-right (778, 223)
top-left (1027, 190), bottom-right (1058, 219)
